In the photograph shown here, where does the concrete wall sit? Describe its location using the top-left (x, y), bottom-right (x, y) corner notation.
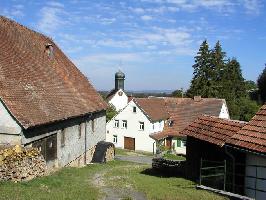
top-left (0, 100), bottom-right (22, 145)
top-left (245, 153), bottom-right (266, 200)
top-left (109, 89), bottom-right (128, 111)
top-left (106, 100), bottom-right (162, 152)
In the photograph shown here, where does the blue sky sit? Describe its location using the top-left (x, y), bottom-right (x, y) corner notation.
top-left (0, 0), bottom-right (265, 91)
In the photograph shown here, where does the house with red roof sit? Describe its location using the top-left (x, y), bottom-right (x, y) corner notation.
top-left (0, 16), bottom-right (108, 168)
top-left (106, 96), bottom-right (229, 153)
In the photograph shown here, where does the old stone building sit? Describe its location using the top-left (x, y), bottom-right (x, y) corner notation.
top-left (0, 16), bottom-right (108, 168)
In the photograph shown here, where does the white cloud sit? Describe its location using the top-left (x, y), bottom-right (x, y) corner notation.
top-left (243, 0), bottom-right (261, 15)
top-left (0, 4), bottom-right (25, 18)
top-left (141, 15), bottom-right (153, 21)
top-left (36, 2), bottom-right (67, 35)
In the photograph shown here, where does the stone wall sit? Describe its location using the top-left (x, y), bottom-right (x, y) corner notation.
top-left (0, 145), bottom-right (46, 182)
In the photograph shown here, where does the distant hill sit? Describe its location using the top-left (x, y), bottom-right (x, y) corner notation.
top-left (99, 90), bottom-right (174, 99)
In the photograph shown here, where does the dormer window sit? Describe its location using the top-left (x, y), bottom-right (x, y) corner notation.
top-left (45, 43), bottom-right (54, 58)
top-left (168, 120), bottom-right (174, 127)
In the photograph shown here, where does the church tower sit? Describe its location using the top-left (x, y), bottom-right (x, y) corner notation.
top-left (115, 70), bottom-right (125, 91)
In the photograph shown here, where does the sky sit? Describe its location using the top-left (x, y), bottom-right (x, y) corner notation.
top-left (0, 0), bottom-right (265, 91)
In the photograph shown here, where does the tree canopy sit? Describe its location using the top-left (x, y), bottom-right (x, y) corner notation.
top-left (187, 40), bottom-right (259, 121)
top-left (257, 66), bottom-right (266, 103)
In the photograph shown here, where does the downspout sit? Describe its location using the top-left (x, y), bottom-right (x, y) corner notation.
top-left (225, 145), bottom-right (235, 192)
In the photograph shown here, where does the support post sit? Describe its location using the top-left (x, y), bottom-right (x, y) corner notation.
top-left (200, 158), bottom-right (202, 185)
top-left (224, 160), bottom-right (226, 191)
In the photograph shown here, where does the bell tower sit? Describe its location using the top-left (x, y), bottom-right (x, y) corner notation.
top-left (115, 70), bottom-right (125, 91)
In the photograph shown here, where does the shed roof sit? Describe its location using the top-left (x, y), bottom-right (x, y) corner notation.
top-left (226, 104), bottom-right (266, 153)
top-left (0, 16), bottom-right (107, 129)
top-left (181, 115), bottom-right (246, 147)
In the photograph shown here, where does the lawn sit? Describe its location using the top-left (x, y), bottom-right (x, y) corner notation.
top-left (162, 153), bottom-right (186, 161)
top-left (115, 148), bottom-right (154, 157)
top-left (0, 160), bottom-right (228, 200)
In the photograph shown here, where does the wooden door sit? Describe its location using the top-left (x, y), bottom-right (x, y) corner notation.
top-left (124, 137), bottom-right (135, 150)
top-left (166, 137), bottom-right (172, 149)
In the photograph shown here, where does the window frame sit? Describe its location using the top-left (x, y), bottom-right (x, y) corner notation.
top-left (61, 129), bottom-right (66, 147)
top-left (114, 120), bottom-right (119, 128)
top-left (139, 121), bottom-right (144, 131)
top-left (113, 135), bottom-right (118, 143)
top-left (133, 106), bottom-right (137, 113)
top-left (122, 120), bottom-right (127, 129)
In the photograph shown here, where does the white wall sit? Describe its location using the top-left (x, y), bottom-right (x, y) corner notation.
top-left (245, 153), bottom-right (266, 200)
top-left (106, 100), bottom-right (163, 152)
top-left (172, 137), bottom-right (186, 155)
top-left (109, 89), bottom-right (128, 111)
top-left (0, 100), bottom-right (22, 145)
top-left (219, 102), bottom-right (230, 119)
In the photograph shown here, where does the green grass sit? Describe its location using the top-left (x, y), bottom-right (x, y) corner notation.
top-left (162, 153), bottom-right (186, 161)
top-left (115, 148), bottom-right (154, 156)
top-left (0, 160), bottom-right (228, 200)
top-left (104, 162), bottom-right (228, 200)
top-left (0, 164), bottom-right (107, 200)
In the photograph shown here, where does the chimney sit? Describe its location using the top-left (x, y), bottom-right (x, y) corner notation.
top-left (194, 96), bottom-right (201, 102)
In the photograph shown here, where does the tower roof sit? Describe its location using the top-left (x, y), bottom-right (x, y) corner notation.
top-left (115, 70), bottom-right (125, 78)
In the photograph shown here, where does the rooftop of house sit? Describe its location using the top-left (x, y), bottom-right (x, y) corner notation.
top-left (0, 16), bottom-right (107, 129)
top-left (181, 115), bottom-right (247, 147)
top-left (133, 97), bottom-right (169, 122)
top-left (226, 104), bottom-right (266, 154)
top-left (149, 97), bottom-right (226, 140)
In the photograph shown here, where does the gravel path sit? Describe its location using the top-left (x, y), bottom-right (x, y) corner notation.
top-left (92, 165), bottom-right (147, 200)
top-left (115, 155), bottom-right (153, 165)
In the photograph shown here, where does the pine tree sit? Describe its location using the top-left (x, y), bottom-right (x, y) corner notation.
top-left (187, 40), bottom-right (215, 97)
top-left (210, 41), bottom-right (226, 96)
top-left (257, 66), bottom-right (266, 103)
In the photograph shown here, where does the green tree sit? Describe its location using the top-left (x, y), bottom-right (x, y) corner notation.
top-left (171, 88), bottom-right (185, 97)
top-left (257, 66), bottom-right (266, 103)
top-left (106, 105), bottom-right (117, 122)
top-left (187, 40), bottom-right (259, 121)
top-left (210, 41), bottom-right (226, 95)
top-left (187, 40), bottom-right (215, 97)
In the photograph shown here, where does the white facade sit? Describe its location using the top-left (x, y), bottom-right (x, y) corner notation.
top-left (106, 100), bottom-right (164, 152)
top-left (245, 153), bottom-right (266, 200)
top-left (108, 89), bottom-right (128, 111)
top-left (219, 102), bottom-right (230, 119)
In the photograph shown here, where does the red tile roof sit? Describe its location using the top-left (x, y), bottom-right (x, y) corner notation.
top-left (134, 97), bottom-right (169, 122)
top-left (226, 104), bottom-right (266, 153)
top-left (0, 16), bottom-right (107, 129)
top-left (150, 97), bottom-right (226, 140)
top-left (181, 115), bottom-right (246, 146)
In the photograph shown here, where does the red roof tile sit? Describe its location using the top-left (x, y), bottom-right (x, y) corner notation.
top-left (0, 16), bottom-right (107, 129)
top-left (226, 104), bottom-right (266, 153)
top-left (150, 97), bottom-right (226, 140)
top-left (134, 97), bottom-right (169, 122)
top-left (180, 115), bottom-right (246, 146)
